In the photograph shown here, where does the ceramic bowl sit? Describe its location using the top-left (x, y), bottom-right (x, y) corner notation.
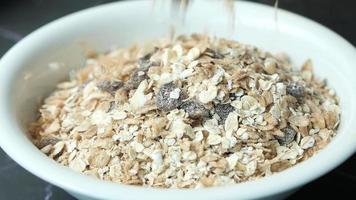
top-left (1, 1), bottom-right (356, 200)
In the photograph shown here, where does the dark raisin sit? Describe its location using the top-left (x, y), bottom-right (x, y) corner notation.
top-left (137, 59), bottom-right (151, 70)
top-left (126, 69), bottom-right (149, 90)
top-left (154, 136), bottom-right (163, 142)
top-left (204, 48), bottom-right (224, 59)
top-left (137, 48), bottom-right (158, 70)
top-left (180, 100), bottom-right (209, 119)
top-left (276, 126), bottom-right (297, 145)
top-left (107, 101), bottom-right (116, 112)
top-left (37, 136), bottom-right (61, 149)
top-left (156, 82), bottom-right (183, 111)
top-left (286, 82), bottom-right (305, 98)
top-left (215, 103), bottom-right (235, 123)
top-left (223, 151), bottom-right (234, 157)
top-left (126, 50), bottom-right (161, 90)
top-left (97, 80), bottom-right (124, 95)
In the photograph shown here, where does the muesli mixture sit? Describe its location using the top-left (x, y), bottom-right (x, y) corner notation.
top-left (29, 34), bottom-right (340, 188)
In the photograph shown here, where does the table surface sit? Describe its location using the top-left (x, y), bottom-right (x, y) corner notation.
top-left (0, 0), bottom-right (355, 199)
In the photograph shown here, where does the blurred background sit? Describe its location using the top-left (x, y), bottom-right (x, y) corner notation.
top-left (0, 0), bottom-right (355, 199)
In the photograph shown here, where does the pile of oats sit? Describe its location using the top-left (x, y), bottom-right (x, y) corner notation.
top-left (29, 34), bottom-right (340, 188)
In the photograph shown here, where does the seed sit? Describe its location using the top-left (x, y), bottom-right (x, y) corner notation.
top-left (276, 126), bottom-right (297, 145)
top-left (180, 100), bottom-right (209, 119)
top-left (215, 103), bottom-right (235, 123)
top-left (286, 82), bottom-right (305, 98)
top-left (97, 80), bottom-right (124, 95)
top-left (156, 82), bottom-right (183, 111)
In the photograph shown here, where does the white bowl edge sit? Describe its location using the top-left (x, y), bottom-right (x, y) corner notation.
top-left (0, 1), bottom-right (356, 200)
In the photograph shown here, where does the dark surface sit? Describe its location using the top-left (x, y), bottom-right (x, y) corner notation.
top-left (0, 0), bottom-right (355, 199)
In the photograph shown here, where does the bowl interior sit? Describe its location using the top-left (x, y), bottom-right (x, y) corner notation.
top-left (1, 1), bottom-right (356, 200)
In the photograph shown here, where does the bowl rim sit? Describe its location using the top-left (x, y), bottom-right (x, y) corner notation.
top-left (1, 1), bottom-right (356, 199)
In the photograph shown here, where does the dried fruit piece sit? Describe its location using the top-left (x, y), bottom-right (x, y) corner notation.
top-left (108, 101), bottom-right (116, 112)
top-left (203, 48), bottom-right (224, 59)
top-left (286, 82), bottom-right (305, 98)
top-left (126, 69), bottom-right (149, 89)
top-left (215, 103), bottom-right (235, 123)
top-left (138, 48), bottom-right (158, 68)
top-left (276, 126), bottom-right (297, 145)
top-left (37, 136), bottom-right (61, 149)
top-left (180, 100), bottom-right (209, 119)
top-left (125, 50), bottom-right (158, 90)
top-left (137, 57), bottom-right (151, 70)
top-left (97, 80), bottom-right (124, 95)
top-left (156, 82), bottom-right (183, 111)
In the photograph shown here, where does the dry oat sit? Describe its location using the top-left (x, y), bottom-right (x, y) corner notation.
top-left (30, 34), bottom-right (340, 188)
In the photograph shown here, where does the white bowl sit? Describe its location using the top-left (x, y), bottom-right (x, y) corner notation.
top-left (0, 1), bottom-right (356, 200)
